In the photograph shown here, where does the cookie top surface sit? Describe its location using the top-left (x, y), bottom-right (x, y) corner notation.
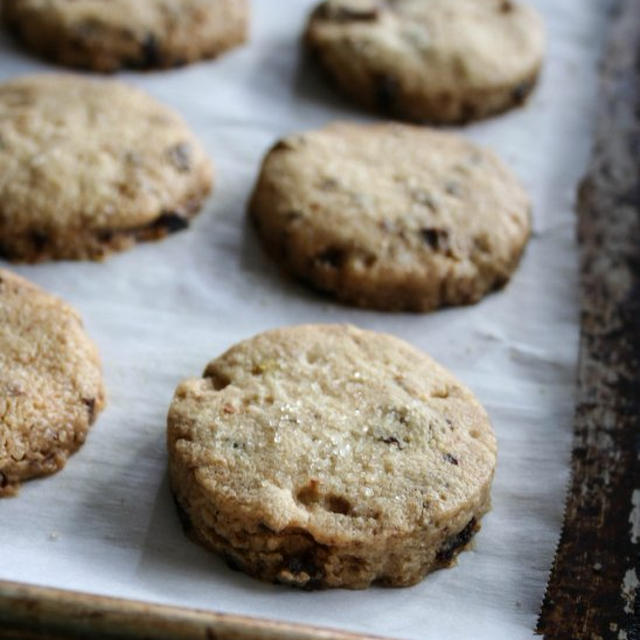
top-left (306, 0), bottom-right (545, 121)
top-left (168, 324), bottom-right (496, 544)
top-left (6, 0), bottom-right (242, 29)
top-left (0, 269), bottom-right (104, 494)
top-left (0, 74), bottom-right (212, 256)
top-left (4, 0), bottom-right (249, 71)
top-left (250, 122), bottom-right (531, 311)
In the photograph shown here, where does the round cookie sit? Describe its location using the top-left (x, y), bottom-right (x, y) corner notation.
top-left (0, 74), bottom-right (213, 262)
top-left (305, 0), bottom-right (545, 123)
top-left (3, 0), bottom-right (249, 72)
top-left (0, 269), bottom-right (105, 497)
top-left (168, 324), bottom-right (497, 589)
top-left (250, 122), bottom-right (531, 312)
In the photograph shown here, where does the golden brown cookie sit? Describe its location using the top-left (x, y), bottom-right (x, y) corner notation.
top-left (168, 324), bottom-right (497, 589)
top-left (0, 74), bottom-right (213, 262)
top-left (0, 269), bottom-right (105, 497)
top-left (3, 0), bottom-right (249, 72)
top-left (305, 0), bottom-right (545, 123)
top-left (250, 122), bottom-right (531, 311)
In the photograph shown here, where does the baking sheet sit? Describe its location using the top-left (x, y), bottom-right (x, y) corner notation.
top-left (0, 2), bottom-right (608, 639)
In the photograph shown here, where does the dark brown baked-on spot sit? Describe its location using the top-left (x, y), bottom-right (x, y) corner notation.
top-left (207, 370), bottom-right (231, 391)
top-left (141, 33), bottom-right (160, 66)
top-left (82, 397), bottom-right (96, 423)
top-left (436, 518), bottom-right (478, 565)
top-left (326, 494), bottom-right (352, 515)
top-left (222, 550), bottom-right (244, 573)
top-left (297, 480), bottom-right (353, 516)
top-left (420, 227), bottom-right (450, 253)
top-left (379, 435), bottom-right (404, 449)
top-left (270, 136), bottom-right (307, 154)
top-left (314, 246), bottom-right (347, 269)
top-left (30, 230), bottom-right (48, 253)
top-left (149, 211), bottom-right (190, 233)
top-left (374, 73), bottom-right (399, 114)
top-left (443, 452), bottom-right (459, 465)
top-left (297, 478), bottom-right (321, 505)
top-left (281, 549), bottom-right (326, 590)
top-left (460, 101), bottom-right (479, 122)
top-left (270, 139), bottom-right (295, 153)
top-left (511, 78), bottom-right (535, 104)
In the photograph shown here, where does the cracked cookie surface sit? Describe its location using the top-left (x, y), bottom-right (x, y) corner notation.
top-left (168, 324), bottom-right (496, 589)
top-left (250, 122), bottom-right (531, 311)
top-left (306, 0), bottom-right (545, 123)
top-left (3, 0), bottom-right (249, 72)
top-left (0, 269), bottom-right (105, 497)
top-left (0, 74), bottom-right (213, 262)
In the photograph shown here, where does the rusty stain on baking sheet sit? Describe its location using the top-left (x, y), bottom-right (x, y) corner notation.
top-left (536, 0), bottom-right (640, 637)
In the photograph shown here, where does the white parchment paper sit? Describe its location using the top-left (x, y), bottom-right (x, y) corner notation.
top-left (0, 2), bottom-right (610, 638)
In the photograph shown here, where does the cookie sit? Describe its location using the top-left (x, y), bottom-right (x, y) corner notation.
top-left (168, 324), bottom-right (497, 589)
top-left (0, 269), bottom-right (105, 497)
top-left (305, 0), bottom-right (545, 123)
top-left (0, 74), bottom-right (213, 262)
top-left (3, 0), bottom-right (249, 72)
top-left (250, 122), bottom-right (531, 312)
